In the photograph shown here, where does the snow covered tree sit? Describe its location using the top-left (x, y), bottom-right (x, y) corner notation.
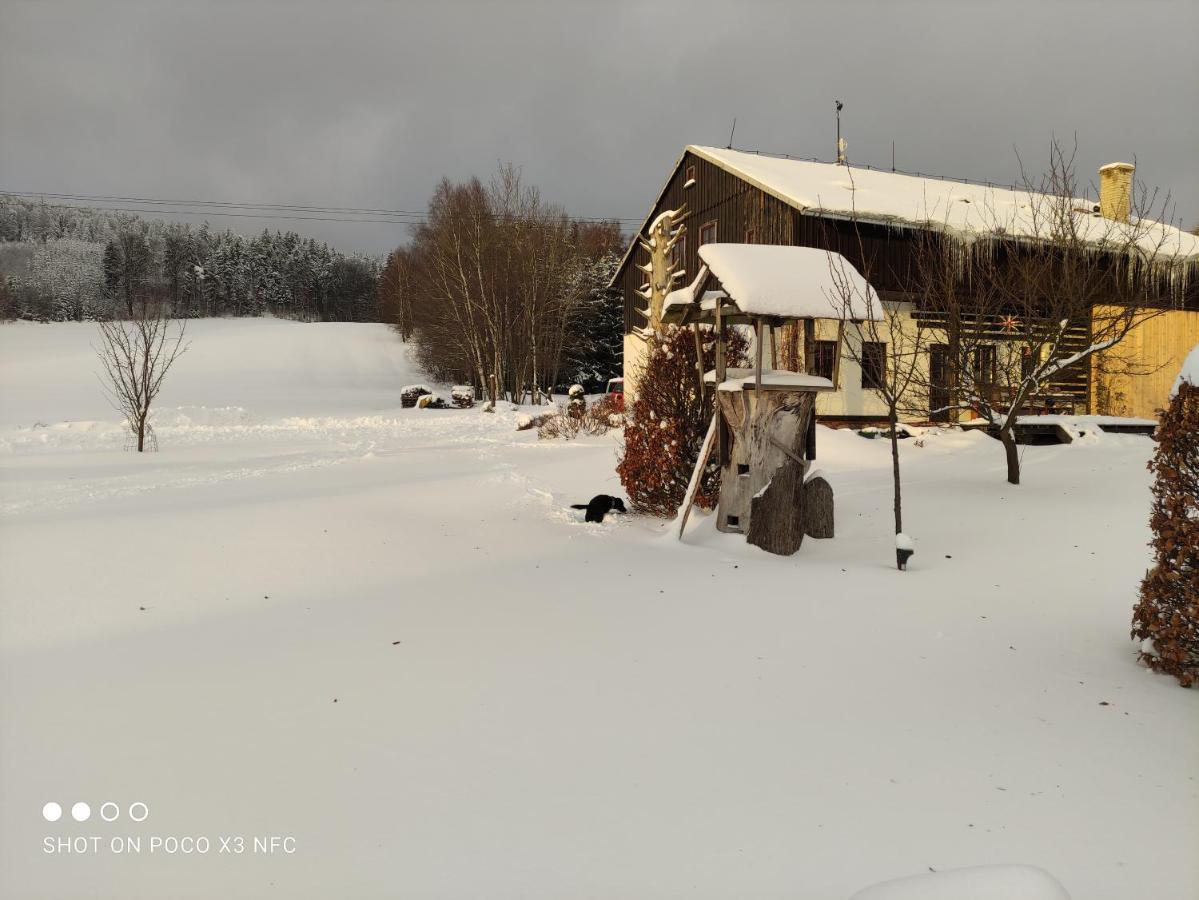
top-left (562, 250), bottom-right (624, 392)
top-left (1132, 363), bottom-right (1199, 687)
top-left (618, 325), bottom-right (747, 516)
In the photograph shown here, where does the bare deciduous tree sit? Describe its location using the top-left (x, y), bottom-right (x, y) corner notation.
top-left (400, 165), bottom-right (622, 405)
top-left (97, 300), bottom-right (188, 452)
top-left (911, 139), bottom-right (1189, 484)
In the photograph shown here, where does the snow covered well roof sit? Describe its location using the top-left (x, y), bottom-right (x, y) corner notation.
top-left (688, 146), bottom-right (1199, 261)
top-left (693, 244), bottom-right (883, 320)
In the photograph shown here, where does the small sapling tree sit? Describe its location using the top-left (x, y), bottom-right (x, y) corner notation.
top-left (97, 297), bottom-right (188, 452)
top-left (828, 252), bottom-right (929, 568)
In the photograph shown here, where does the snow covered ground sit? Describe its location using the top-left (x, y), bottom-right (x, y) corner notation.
top-left (0, 319), bottom-right (1195, 900)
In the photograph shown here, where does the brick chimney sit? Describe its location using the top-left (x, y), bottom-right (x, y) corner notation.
top-left (1098, 162), bottom-right (1135, 222)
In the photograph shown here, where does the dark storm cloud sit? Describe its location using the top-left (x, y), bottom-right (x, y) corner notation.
top-left (2, 0), bottom-right (1195, 253)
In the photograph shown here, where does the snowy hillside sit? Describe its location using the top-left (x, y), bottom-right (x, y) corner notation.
top-left (0, 320), bottom-right (1195, 900)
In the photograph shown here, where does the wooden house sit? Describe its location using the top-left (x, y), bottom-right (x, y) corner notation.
top-left (613, 146), bottom-right (1199, 421)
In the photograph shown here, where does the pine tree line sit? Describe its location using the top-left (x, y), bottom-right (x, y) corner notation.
top-left (0, 195), bottom-right (380, 322)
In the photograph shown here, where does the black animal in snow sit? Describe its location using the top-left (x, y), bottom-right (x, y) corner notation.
top-left (571, 495), bottom-right (627, 523)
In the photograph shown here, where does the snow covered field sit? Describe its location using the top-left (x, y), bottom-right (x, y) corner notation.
top-left (0, 319), bottom-right (1195, 900)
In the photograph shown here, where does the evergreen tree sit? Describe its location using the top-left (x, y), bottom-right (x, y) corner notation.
top-left (562, 251), bottom-right (624, 391)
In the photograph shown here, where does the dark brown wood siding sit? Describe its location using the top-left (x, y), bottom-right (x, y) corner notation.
top-left (620, 151), bottom-right (796, 334)
top-left (619, 153), bottom-right (924, 332)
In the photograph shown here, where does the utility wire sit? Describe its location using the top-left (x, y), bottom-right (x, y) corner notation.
top-left (0, 189), bottom-right (644, 226)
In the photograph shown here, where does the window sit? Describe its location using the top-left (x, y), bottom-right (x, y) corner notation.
top-left (699, 220), bottom-right (717, 245)
top-left (1020, 345), bottom-right (1035, 379)
top-left (973, 345), bottom-right (996, 388)
top-left (744, 228), bottom-right (756, 244)
top-left (861, 342), bottom-right (886, 390)
top-left (684, 165), bottom-right (696, 187)
top-left (671, 233), bottom-right (686, 269)
top-left (809, 340), bottom-right (837, 380)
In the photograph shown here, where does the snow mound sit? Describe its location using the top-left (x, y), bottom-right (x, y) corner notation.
top-left (851, 864), bottom-right (1070, 900)
top-left (1171, 342), bottom-right (1199, 398)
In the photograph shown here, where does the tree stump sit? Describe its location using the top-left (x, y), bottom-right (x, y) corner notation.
top-left (802, 475), bottom-right (834, 539)
top-left (719, 389), bottom-right (813, 555)
top-left (746, 457), bottom-right (806, 555)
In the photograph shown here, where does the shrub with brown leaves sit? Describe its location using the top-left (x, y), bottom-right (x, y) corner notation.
top-left (537, 394), bottom-right (622, 440)
top-left (1132, 381), bottom-right (1199, 687)
top-left (617, 325), bottom-right (747, 516)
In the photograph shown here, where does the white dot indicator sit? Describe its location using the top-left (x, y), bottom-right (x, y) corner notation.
top-left (42, 802), bottom-right (62, 822)
top-left (129, 802), bottom-right (148, 822)
top-left (71, 802), bottom-right (91, 822)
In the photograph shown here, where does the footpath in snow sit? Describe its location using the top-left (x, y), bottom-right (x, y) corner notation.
top-left (0, 319), bottom-right (1195, 900)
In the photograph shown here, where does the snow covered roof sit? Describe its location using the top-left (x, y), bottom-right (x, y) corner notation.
top-left (704, 367), bottom-right (836, 392)
top-left (689, 146), bottom-right (1199, 261)
top-left (689, 243), bottom-right (882, 320)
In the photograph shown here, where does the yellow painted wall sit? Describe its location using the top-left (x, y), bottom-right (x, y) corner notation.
top-left (1091, 308), bottom-right (1199, 419)
top-left (622, 332), bottom-right (649, 399)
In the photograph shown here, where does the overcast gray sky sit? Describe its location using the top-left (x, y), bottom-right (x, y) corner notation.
top-left (2, 0), bottom-right (1196, 254)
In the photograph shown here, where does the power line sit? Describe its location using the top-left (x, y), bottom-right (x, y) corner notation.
top-left (0, 189), bottom-right (645, 226)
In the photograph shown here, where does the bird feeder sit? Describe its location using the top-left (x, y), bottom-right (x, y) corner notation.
top-left (666, 244), bottom-right (882, 555)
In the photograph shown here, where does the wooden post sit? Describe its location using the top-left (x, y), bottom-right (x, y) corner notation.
top-left (769, 323), bottom-right (778, 369)
top-left (803, 319), bottom-right (815, 373)
top-left (754, 318), bottom-right (764, 401)
top-left (715, 299), bottom-right (727, 465)
top-left (693, 321), bottom-right (705, 398)
top-left (832, 319), bottom-right (846, 388)
top-left (677, 412), bottom-right (719, 539)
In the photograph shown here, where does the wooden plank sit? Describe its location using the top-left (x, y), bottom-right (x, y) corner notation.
top-left (832, 318), bottom-right (846, 389)
top-left (754, 318), bottom-right (764, 400)
top-left (677, 411), bottom-right (719, 540)
top-left (715, 297), bottom-right (727, 465)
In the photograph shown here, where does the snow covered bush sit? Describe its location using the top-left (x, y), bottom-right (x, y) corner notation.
top-left (537, 393), bottom-right (622, 441)
top-left (1131, 377), bottom-right (1199, 687)
top-left (567, 384), bottom-right (586, 419)
top-left (587, 393), bottom-right (624, 429)
top-left (617, 325), bottom-right (747, 516)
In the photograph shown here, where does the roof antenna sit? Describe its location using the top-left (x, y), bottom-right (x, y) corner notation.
top-left (835, 101), bottom-right (846, 165)
top-left (891, 140), bottom-right (895, 172)
top-left (726, 117), bottom-right (737, 150)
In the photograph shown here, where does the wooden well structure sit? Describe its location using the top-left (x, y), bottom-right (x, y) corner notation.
top-left (667, 244), bottom-right (881, 555)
